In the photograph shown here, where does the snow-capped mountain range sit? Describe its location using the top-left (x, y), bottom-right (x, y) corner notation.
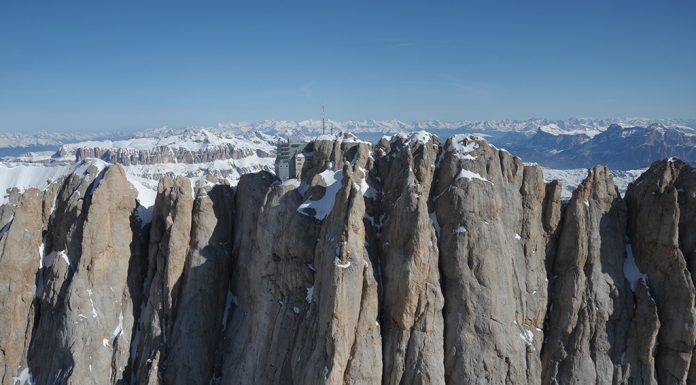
top-left (3, 117), bottom-right (694, 151)
top-left (206, 117), bottom-right (695, 137)
top-left (207, 118), bottom-right (502, 136)
top-left (0, 130), bottom-right (131, 151)
top-left (1, 117), bottom-right (694, 204)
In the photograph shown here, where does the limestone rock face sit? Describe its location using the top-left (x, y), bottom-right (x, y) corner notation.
top-left (74, 143), bottom-right (259, 166)
top-left (625, 159), bottom-right (696, 384)
top-left (220, 136), bottom-right (382, 385)
top-left (542, 166), bottom-right (633, 384)
top-left (291, 162), bottom-right (382, 385)
top-left (624, 280), bottom-right (660, 385)
top-left (0, 188), bottom-right (22, 227)
top-left (27, 164), bottom-right (144, 385)
top-left (135, 176), bottom-right (194, 384)
top-left (0, 188), bottom-right (44, 385)
top-left (3, 134), bottom-right (696, 385)
top-left (373, 133), bottom-right (445, 385)
top-left (432, 135), bottom-right (560, 384)
top-left (219, 171), bottom-right (292, 385)
top-left (164, 184), bottom-right (235, 385)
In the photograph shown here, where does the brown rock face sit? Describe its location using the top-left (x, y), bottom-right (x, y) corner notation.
top-left (219, 171), bottom-right (291, 384)
top-left (74, 144), bottom-right (260, 166)
top-left (163, 185), bottom-right (235, 385)
top-left (27, 164), bottom-right (144, 385)
top-left (131, 176), bottom-right (236, 385)
top-left (625, 159), bottom-right (696, 384)
top-left (291, 164), bottom-right (382, 385)
top-left (135, 176), bottom-right (194, 384)
top-left (542, 166), bottom-right (633, 384)
top-left (219, 136), bottom-right (382, 385)
top-left (0, 188), bottom-right (44, 385)
top-left (624, 280), bottom-right (660, 385)
top-left (374, 133), bottom-right (445, 385)
top-left (432, 135), bottom-right (560, 384)
top-left (2, 134), bottom-right (696, 385)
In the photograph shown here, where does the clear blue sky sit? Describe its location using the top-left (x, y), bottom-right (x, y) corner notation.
top-left (1, 0), bottom-right (695, 132)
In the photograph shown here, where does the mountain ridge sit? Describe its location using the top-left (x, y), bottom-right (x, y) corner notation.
top-left (3, 117), bottom-right (695, 150)
top-left (1, 133), bottom-right (695, 384)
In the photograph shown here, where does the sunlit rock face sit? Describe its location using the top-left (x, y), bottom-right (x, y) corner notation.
top-left (1, 133), bottom-right (696, 385)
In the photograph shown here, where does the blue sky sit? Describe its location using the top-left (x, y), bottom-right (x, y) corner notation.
top-left (1, 0), bottom-right (695, 132)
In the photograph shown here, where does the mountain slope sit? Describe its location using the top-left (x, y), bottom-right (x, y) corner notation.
top-left (1, 133), bottom-right (695, 384)
top-left (4, 118), bottom-right (695, 172)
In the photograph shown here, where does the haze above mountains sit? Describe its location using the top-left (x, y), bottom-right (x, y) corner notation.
top-left (2, 117), bottom-right (695, 149)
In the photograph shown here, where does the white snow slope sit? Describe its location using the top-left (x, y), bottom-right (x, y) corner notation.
top-left (542, 167), bottom-right (646, 200)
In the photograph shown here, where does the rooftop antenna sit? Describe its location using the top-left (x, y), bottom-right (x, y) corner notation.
top-left (322, 104), bottom-right (326, 135)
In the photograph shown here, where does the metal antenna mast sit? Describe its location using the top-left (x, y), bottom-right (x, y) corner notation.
top-left (322, 104), bottom-right (326, 135)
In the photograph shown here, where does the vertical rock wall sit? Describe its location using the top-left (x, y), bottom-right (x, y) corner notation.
top-left (542, 166), bottom-right (633, 384)
top-left (625, 159), bottom-right (696, 384)
top-left (1, 135), bottom-right (696, 385)
top-left (375, 133), bottom-right (445, 385)
top-left (432, 136), bottom-right (559, 384)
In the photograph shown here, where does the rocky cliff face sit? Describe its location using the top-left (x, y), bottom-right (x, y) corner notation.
top-left (0, 163), bottom-right (148, 385)
top-left (542, 166), bottom-right (633, 384)
top-left (374, 133), bottom-right (445, 385)
top-left (58, 129), bottom-right (276, 167)
top-left (73, 144), bottom-right (272, 166)
top-left (432, 135), bottom-right (560, 384)
top-left (624, 158), bottom-right (696, 384)
top-left (1, 133), bottom-right (696, 385)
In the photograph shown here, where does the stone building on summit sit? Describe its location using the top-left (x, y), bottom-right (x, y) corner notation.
top-left (274, 137), bottom-right (309, 180)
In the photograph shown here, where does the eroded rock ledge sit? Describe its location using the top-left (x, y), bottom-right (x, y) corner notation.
top-left (1, 133), bottom-right (695, 385)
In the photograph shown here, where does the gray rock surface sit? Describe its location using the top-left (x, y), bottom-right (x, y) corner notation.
top-left (27, 164), bottom-right (143, 384)
top-left (432, 135), bottom-right (560, 384)
top-left (625, 159), bottom-right (696, 384)
top-left (374, 133), bottom-right (445, 385)
top-left (135, 176), bottom-right (194, 384)
top-left (0, 188), bottom-right (43, 385)
top-left (220, 136), bottom-right (382, 385)
top-left (542, 166), bottom-right (633, 384)
top-left (164, 184), bottom-right (235, 385)
top-left (1, 134), bottom-right (696, 385)
top-left (74, 143), bottom-right (263, 166)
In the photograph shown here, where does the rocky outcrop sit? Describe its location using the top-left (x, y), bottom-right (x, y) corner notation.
top-left (164, 184), bottom-right (235, 385)
top-left (73, 144), bottom-right (271, 166)
top-left (542, 166), bottom-right (634, 384)
top-left (432, 135), bottom-right (560, 384)
top-left (625, 158), bottom-right (696, 384)
top-left (133, 176), bottom-right (236, 385)
top-left (135, 176), bottom-right (195, 384)
top-left (374, 133), bottom-right (445, 385)
top-left (2, 134), bottom-right (696, 385)
top-left (624, 280), bottom-right (660, 385)
top-left (27, 163), bottom-right (146, 384)
top-left (220, 135), bottom-right (382, 385)
top-left (0, 188), bottom-right (44, 385)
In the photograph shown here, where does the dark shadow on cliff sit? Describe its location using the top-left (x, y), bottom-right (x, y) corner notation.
top-left (160, 184), bottom-right (236, 384)
top-left (115, 212), bottom-right (150, 385)
top-left (598, 196), bottom-right (632, 366)
top-left (26, 170), bottom-right (100, 385)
